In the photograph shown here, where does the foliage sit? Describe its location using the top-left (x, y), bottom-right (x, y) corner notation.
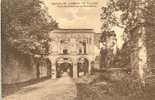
top-left (100, 0), bottom-right (155, 69)
top-left (100, 1), bottom-right (117, 31)
top-left (2, 0), bottom-right (58, 56)
top-left (101, 0), bottom-right (144, 39)
top-left (75, 73), bottom-right (153, 100)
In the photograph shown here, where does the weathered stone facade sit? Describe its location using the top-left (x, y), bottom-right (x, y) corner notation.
top-left (48, 29), bottom-right (100, 78)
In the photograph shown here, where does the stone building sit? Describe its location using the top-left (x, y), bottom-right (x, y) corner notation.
top-left (2, 28), bottom-right (101, 84)
top-left (48, 29), bottom-right (100, 78)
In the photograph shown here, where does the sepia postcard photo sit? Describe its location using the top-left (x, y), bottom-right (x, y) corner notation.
top-left (1, 0), bottom-right (155, 100)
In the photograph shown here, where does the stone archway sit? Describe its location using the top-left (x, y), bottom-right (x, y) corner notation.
top-left (77, 57), bottom-right (89, 77)
top-left (55, 57), bottom-right (73, 78)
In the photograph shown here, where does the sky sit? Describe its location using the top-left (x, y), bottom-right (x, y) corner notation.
top-left (41, 0), bottom-right (124, 49)
top-left (42, 0), bottom-right (108, 33)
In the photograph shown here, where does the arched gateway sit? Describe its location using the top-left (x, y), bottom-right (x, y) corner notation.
top-left (56, 57), bottom-right (73, 78)
top-left (48, 28), bottom-right (99, 78)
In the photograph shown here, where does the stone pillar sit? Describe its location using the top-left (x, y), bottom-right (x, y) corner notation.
top-left (91, 34), bottom-right (95, 55)
top-left (73, 63), bottom-right (78, 78)
top-left (88, 60), bottom-right (92, 74)
top-left (73, 58), bottom-right (78, 78)
top-left (58, 39), bottom-right (61, 54)
top-left (51, 63), bottom-right (56, 79)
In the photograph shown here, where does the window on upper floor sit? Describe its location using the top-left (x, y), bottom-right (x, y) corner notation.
top-left (63, 49), bottom-right (68, 55)
top-left (79, 48), bottom-right (82, 54)
top-left (78, 41), bottom-right (87, 55)
top-left (83, 42), bottom-right (87, 54)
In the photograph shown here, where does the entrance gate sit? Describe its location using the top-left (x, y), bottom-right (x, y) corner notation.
top-left (56, 58), bottom-right (73, 78)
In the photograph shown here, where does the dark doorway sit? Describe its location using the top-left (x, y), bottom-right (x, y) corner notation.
top-left (56, 58), bottom-right (73, 78)
top-left (77, 58), bottom-right (89, 77)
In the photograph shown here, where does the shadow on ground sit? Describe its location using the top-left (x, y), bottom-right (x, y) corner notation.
top-left (2, 77), bottom-right (50, 97)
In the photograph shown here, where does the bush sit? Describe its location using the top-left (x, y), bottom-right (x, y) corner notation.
top-left (75, 73), bottom-right (152, 100)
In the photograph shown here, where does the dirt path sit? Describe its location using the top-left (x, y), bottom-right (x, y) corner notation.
top-left (3, 73), bottom-right (77, 100)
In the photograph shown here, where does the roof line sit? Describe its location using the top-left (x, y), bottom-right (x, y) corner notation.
top-left (55, 28), bottom-right (94, 30)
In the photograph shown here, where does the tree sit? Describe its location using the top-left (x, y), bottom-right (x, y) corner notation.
top-left (100, 0), bottom-right (155, 80)
top-left (1, 0), bottom-right (58, 56)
